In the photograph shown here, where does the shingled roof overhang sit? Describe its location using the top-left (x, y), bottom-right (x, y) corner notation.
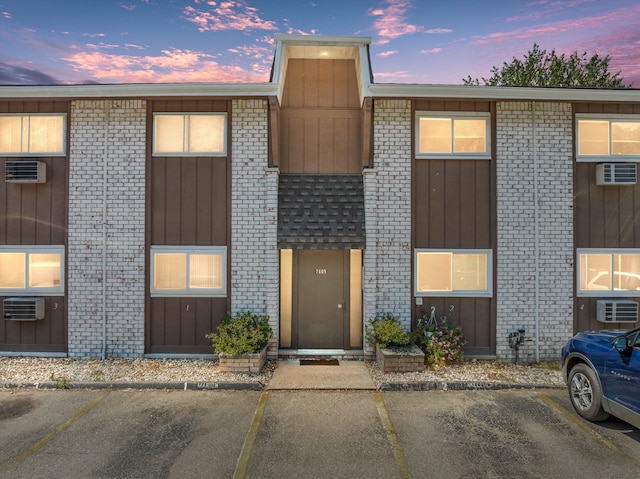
top-left (278, 175), bottom-right (366, 250)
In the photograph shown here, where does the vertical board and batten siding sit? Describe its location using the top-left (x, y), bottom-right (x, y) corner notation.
top-left (412, 100), bottom-right (496, 356)
top-left (280, 59), bottom-right (362, 174)
top-left (0, 100), bottom-right (69, 352)
top-left (146, 100), bottom-right (230, 354)
top-left (574, 102), bottom-right (640, 333)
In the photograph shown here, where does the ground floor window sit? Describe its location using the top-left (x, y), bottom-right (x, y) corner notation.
top-left (577, 249), bottom-right (640, 296)
top-left (150, 246), bottom-right (226, 297)
top-left (0, 246), bottom-right (64, 295)
top-left (415, 249), bottom-right (492, 297)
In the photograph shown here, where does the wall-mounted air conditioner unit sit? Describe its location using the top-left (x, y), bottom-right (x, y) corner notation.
top-left (596, 300), bottom-right (638, 323)
top-left (5, 160), bottom-right (47, 183)
top-left (3, 297), bottom-right (45, 321)
top-left (596, 163), bottom-right (637, 186)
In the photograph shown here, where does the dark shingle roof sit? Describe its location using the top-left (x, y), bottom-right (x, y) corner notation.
top-left (278, 174), bottom-right (365, 249)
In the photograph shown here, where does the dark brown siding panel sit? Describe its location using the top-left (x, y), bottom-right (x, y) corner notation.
top-left (0, 100), bottom-right (69, 353)
top-left (575, 103), bottom-right (640, 115)
top-left (282, 59), bottom-right (360, 109)
top-left (574, 158), bottom-right (640, 332)
top-left (413, 102), bottom-right (495, 355)
top-left (147, 297), bottom-right (226, 354)
top-left (414, 100), bottom-right (491, 113)
top-left (575, 163), bottom-right (640, 249)
top-left (280, 59), bottom-right (362, 174)
top-left (147, 100), bottom-right (230, 354)
top-left (415, 159), bottom-right (493, 249)
top-left (149, 157), bottom-right (227, 245)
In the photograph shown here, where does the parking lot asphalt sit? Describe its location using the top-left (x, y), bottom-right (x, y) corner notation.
top-left (1, 388), bottom-right (639, 479)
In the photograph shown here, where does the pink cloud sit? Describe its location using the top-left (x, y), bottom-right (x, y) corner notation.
top-left (420, 48), bottom-right (442, 54)
top-left (373, 70), bottom-right (411, 81)
top-left (475, 5), bottom-right (640, 45)
top-left (2, 11), bottom-right (12, 19)
top-left (425, 28), bottom-right (452, 34)
top-left (574, 29), bottom-right (640, 87)
top-left (368, 0), bottom-right (422, 40)
top-left (377, 50), bottom-right (398, 57)
top-left (285, 27), bottom-right (318, 35)
top-left (508, 0), bottom-right (596, 23)
top-left (62, 48), bottom-right (269, 83)
top-left (183, 1), bottom-right (278, 32)
top-left (227, 44), bottom-right (271, 60)
top-left (119, 3), bottom-right (136, 11)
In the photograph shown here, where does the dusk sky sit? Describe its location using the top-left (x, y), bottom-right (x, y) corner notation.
top-left (1, 0), bottom-right (639, 87)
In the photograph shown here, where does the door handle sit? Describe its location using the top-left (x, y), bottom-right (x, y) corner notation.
top-left (337, 304), bottom-right (343, 309)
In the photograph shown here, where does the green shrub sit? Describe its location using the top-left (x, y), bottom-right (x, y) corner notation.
top-left (365, 312), bottom-right (414, 349)
top-left (205, 311), bottom-right (273, 355)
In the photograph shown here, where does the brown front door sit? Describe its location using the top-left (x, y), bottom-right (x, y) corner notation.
top-left (293, 250), bottom-right (349, 349)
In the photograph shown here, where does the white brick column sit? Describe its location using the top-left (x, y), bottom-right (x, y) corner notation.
top-left (363, 99), bottom-right (412, 356)
top-left (68, 100), bottom-right (146, 357)
top-left (496, 101), bottom-right (574, 361)
top-left (230, 99), bottom-right (279, 355)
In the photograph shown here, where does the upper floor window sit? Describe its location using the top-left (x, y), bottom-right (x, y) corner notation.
top-left (415, 249), bottom-right (492, 297)
top-left (0, 246), bottom-right (65, 296)
top-left (0, 114), bottom-right (66, 155)
top-left (576, 115), bottom-right (640, 161)
top-left (416, 112), bottom-right (490, 159)
top-left (150, 246), bottom-right (227, 297)
top-left (578, 249), bottom-right (640, 297)
top-left (153, 113), bottom-right (226, 156)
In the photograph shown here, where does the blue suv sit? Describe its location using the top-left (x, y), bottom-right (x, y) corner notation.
top-left (562, 327), bottom-right (640, 429)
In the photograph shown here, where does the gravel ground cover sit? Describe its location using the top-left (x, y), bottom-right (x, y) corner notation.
top-left (0, 356), bottom-right (564, 389)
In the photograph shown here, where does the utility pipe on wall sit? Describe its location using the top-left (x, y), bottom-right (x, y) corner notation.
top-left (532, 101), bottom-right (540, 363)
top-left (102, 100), bottom-right (110, 360)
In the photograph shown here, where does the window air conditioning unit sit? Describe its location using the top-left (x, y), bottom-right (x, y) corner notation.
top-left (5, 160), bottom-right (47, 183)
top-left (595, 163), bottom-right (637, 186)
top-left (596, 300), bottom-right (638, 323)
top-left (3, 297), bottom-right (45, 321)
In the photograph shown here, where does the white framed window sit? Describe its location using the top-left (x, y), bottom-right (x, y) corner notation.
top-left (0, 246), bottom-right (65, 295)
top-left (416, 112), bottom-right (490, 159)
top-left (150, 246), bottom-right (227, 297)
top-left (576, 114), bottom-right (640, 161)
top-left (415, 249), bottom-right (492, 297)
top-left (153, 113), bottom-right (227, 156)
top-left (0, 114), bottom-right (66, 155)
top-left (577, 248), bottom-right (640, 297)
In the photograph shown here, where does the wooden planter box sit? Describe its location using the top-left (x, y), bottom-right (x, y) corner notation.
top-left (218, 346), bottom-right (267, 374)
top-left (376, 344), bottom-right (425, 373)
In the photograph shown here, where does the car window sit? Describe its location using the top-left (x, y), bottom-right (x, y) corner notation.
top-left (631, 331), bottom-right (640, 349)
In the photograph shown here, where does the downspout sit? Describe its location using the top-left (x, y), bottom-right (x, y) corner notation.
top-left (102, 100), bottom-right (110, 359)
top-left (532, 101), bottom-right (540, 363)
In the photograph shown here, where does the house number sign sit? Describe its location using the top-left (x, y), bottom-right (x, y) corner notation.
top-left (315, 268), bottom-right (327, 275)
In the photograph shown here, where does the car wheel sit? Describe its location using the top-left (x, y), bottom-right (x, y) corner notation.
top-left (568, 363), bottom-right (610, 422)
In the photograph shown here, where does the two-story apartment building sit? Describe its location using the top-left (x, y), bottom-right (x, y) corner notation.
top-left (2, 35), bottom-right (640, 361)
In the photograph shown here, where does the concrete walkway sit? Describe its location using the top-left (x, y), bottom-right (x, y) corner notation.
top-left (267, 360), bottom-right (376, 390)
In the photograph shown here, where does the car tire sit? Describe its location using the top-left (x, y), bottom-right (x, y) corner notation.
top-left (568, 363), bottom-right (610, 422)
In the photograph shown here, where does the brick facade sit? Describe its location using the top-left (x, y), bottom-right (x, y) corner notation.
top-left (495, 102), bottom-right (574, 361)
top-left (67, 100), bottom-right (146, 357)
top-left (363, 99), bottom-right (413, 356)
top-left (230, 99), bottom-right (280, 356)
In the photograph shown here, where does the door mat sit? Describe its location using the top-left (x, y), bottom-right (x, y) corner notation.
top-left (299, 359), bottom-right (339, 366)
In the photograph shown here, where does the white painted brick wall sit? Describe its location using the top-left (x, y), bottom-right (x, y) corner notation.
top-left (363, 99), bottom-right (413, 356)
top-left (68, 100), bottom-right (146, 358)
top-left (230, 99), bottom-right (279, 355)
top-left (496, 102), bottom-right (574, 361)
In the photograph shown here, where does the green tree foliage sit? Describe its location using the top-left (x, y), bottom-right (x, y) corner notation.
top-left (463, 44), bottom-right (628, 88)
